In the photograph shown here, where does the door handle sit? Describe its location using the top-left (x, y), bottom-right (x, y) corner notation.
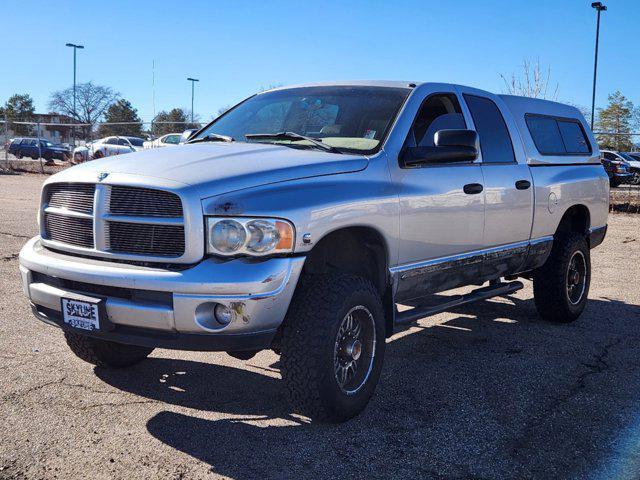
top-left (515, 180), bottom-right (531, 190)
top-left (463, 183), bottom-right (483, 194)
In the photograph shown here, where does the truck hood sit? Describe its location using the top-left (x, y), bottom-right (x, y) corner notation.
top-left (57, 142), bottom-right (369, 195)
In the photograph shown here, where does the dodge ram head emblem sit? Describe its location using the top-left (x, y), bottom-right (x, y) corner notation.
top-left (97, 172), bottom-right (109, 182)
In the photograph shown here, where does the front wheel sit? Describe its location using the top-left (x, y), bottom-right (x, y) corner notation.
top-left (631, 171), bottom-right (640, 186)
top-left (64, 332), bottom-right (154, 368)
top-left (533, 232), bottom-right (590, 323)
top-left (280, 275), bottom-right (386, 422)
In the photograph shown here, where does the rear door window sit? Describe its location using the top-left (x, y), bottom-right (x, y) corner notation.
top-left (463, 94), bottom-right (515, 163)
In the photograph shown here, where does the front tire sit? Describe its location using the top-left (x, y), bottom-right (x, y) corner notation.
top-left (64, 332), bottom-right (154, 368)
top-left (533, 232), bottom-right (590, 323)
top-left (280, 275), bottom-right (386, 422)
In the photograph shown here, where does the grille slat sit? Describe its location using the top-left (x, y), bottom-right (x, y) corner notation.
top-left (45, 212), bottom-right (94, 248)
top-left (108, 221), bottom-right (185, 257)
top-left (46, 183), bottom-right (95, 214)
top-left (109, 186), bottom-right (183, 217)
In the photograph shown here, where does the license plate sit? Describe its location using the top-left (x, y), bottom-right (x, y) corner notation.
top-left (61, 298), bottom-right (101, 331)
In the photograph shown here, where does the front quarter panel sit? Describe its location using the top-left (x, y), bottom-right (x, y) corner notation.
top-left (201, 154), bottom-right (399, 261)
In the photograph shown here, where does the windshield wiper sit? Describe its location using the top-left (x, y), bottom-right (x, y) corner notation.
top-left (188, 133), bottom-right (234, 144)
top-left (245, 131), bottom-right (342, 153)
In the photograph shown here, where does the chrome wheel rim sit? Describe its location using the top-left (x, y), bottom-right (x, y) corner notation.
top-left (567, 250), bottom-right (587, 305)
top-left (333, 305), bottom-right (376, 395)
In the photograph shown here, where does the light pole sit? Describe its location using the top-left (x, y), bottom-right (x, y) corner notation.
top-left (65, 43), bottom-right (84, 147)
top-left (187, 77), bottom-right (199, 125)
top-left (590, 2), bottom-right (606, 130)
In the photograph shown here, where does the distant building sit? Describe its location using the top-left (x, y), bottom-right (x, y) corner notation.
top-left (4, 113), bottom-right (76, 144)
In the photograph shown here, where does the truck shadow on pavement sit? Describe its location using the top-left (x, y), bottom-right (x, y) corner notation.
top-left (96, 294), bottom-right (640, 479)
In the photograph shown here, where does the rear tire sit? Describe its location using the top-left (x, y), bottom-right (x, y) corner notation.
top-left (533, 232), bottom-right (590, 323)
top-left (280, 274), bottom-right (386, 422)
top-left (64, 332), bottom-right (154, 368)
top-left (610, 178), bottom-right (621, 188)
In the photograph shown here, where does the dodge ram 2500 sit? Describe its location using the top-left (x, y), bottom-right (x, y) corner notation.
top-left (19, 81), bottom-right (609, 421)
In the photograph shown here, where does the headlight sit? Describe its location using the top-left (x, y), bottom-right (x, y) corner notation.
top-left (206, 217), bottom-right (295, 256)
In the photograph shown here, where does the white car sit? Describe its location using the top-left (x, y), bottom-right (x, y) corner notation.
top-left (143, 133), bottom-right (182, 149)
top-left (89, 136), bottom-right (145, 159)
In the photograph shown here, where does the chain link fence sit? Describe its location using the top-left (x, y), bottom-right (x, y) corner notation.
top-left (1, 119), bottom-right (639, 212)
top-left (1, 118), bottom-right (202, 173)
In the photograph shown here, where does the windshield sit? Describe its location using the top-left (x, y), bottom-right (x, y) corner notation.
top-left (126, 137), bottom-right (145, 147)
top-left (194, 86), bottom-right (411, 154)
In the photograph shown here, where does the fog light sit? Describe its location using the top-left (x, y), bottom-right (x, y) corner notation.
top-left (214, 304), bottom-right (234, 325)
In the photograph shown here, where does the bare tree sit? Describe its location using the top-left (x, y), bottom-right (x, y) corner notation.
top-left (48, 82), bottom-right (119, 138)
top-left (500, 59), bottom-right (559, 100)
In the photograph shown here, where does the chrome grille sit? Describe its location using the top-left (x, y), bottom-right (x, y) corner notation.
top-left (44, 212), bottom-right (94, 248)
top-left (109, 186), bottom-right (183, 217)
top-left (107, 221), bottom-right (185, 256)
top-left (41, 182), bottom-right (188, 261)
top-left (46, 183), bottom-right (95, 214)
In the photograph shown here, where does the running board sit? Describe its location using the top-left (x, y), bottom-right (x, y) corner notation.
top-left (394, 281), bottom-right (524, 326)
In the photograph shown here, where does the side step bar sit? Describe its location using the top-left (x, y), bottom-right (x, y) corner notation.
top-left (394, 281), bottom-right (524, 326)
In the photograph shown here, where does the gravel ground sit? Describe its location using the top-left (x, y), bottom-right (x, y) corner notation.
top-left (1, 174), bottom-right (639, 480)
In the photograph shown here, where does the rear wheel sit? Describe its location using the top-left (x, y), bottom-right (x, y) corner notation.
top-left (64, 332), bottom-right (154, 368)
top-left (533, 232), bottom-right (590, 323)
top-left (280, 274), bottom-right (386, 422)
top-left (631, 171), bottom-right (640, 186)
top-left (93, 150), bottom-right (104, 159)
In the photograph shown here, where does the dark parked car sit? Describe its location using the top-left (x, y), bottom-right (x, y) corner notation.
top-left (600, 150), bottom-right (632, 187)
top-left (8, 138), bottom-right (70, 161)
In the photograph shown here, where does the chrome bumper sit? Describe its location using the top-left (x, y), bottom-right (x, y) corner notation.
top-left (19, 237), bottom-right (305, 350)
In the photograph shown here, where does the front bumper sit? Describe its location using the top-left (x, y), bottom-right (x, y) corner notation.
top-left (19, 237), bottom-right (305, 351)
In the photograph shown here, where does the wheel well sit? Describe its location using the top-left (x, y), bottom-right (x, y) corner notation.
top-left (302, 227), bottom-right (394, 336)
top-left (555, 204), bottom-right (590, 237)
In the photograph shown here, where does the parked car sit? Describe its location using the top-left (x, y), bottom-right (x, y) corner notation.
top-left (600, 150), bottom-right (633, 187)
top-left (143, 133), bottom-right (182, 149)
top-left (8, 137), bottom-right (70, 161)
top-left (620, 152), bottom-right (640, 185)
top-left (89, 136), bottom-right (145, 158)
top-left (19, 81), bottom-right (608, 422)
top-left (71, 137), bottom-right (144, 163)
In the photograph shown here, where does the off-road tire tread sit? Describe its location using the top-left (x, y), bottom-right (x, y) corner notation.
top-left (533, 232), bottom-right (589, 323)
top-left (64, 332), bottom-right (153, 368)
top-left (280, 274), bottom-right (383, 422)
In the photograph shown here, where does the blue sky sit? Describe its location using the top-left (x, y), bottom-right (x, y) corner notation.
top-left (0, 0), bottom-right (636, 122)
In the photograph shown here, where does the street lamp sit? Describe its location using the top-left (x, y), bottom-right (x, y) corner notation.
top-left (65, 43), bottom-right (84, 147)
top-left (187, 77), bottom-right (199, 124)
top-left (590, 2), bottom-right (607, 130)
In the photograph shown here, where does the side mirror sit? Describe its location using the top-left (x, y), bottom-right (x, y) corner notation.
top-left (402, 129), bottom-right (479, 166)
top-left (179, 128), bottom-right (198, 144)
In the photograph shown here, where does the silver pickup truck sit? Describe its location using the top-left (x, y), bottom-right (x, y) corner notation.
top-left (19, 81), bottom-right (609, 422)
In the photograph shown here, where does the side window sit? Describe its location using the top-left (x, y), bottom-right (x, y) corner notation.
top-left (525, 116), bottom-right (564, 154)
top-left (117, 138), bottom-right (130, 146)
top-left (603, 152), bottom-right (617, 161)
top-left (165, 134), bottom-right (180, 144)
top-left (105, 137), bottom-right (118, 145)
top-left (526, 114), bottom-right (591, 155)
top-left (406, 93), bottom-right (466, 149)
top-left (557, 120), bottom-right (590, 154)
top-left (463, 94), bottom-right (515, 163)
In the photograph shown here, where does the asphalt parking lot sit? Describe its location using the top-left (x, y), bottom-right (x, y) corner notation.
top-left (1, 174), bottom-right (640, 480)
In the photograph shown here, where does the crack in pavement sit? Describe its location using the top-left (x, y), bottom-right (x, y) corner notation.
top-left (1, 253), bottom-right (19, 262)
top-left (0, 231), bottom-right (31, 239)
top-left (508, 337), bottom-right (623, 458)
